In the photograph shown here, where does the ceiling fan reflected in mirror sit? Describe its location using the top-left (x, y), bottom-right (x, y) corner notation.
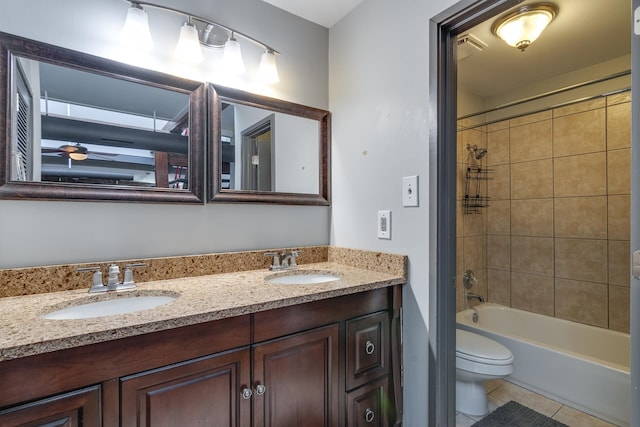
top-left (43, 143), bottom-right (89, 160)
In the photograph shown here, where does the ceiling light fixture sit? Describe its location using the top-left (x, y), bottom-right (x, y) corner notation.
top-left (491, 3), bottom-right (558, 52)
top-left (121, 1), bottom-right (280, 83)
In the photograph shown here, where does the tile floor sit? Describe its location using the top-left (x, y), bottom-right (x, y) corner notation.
top-left (455, 380), bottom-right (619, 427)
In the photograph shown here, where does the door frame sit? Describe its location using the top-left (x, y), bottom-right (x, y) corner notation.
top-left (428, 0), bottom-right (533, 424)
top-left (431, 1), bottom-right (638, 425)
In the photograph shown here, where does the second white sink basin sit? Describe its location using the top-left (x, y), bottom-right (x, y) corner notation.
top-left (42, 294), bottom-right (177, 320)
top-left (266, 272), bottom-right (341, 285)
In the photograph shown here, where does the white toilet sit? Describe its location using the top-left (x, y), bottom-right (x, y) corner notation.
top-left (456, 329), bottom-right (514, 416)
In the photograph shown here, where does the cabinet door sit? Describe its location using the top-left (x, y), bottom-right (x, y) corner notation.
top-left (347, 377), bottom-right (390, 427)
top-left (346, 311), bottom-right (390, 391)
top-left (120, 348), bottom-right (251, 427)
top-left (253, 324), bottom-right (339, 427)
top-left (0, 385), bottom-right (100, 427)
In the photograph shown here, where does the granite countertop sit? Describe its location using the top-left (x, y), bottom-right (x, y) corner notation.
top-left (0, 262), bottom-right (405, 362)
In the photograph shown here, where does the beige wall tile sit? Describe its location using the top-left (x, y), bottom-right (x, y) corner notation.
top-left (554, 196), bottom-right (607, 239)
top-left (607, 102), bottom-right (631, 150)
top-left (487, 235), bottom-right (510, 270)
top-left (554, 152), bottom-right (606, 197)
top-left (510, 120), bottom-right (552, 163)
top-left (487, 200), bottom-right (510, 235)
top-left (607, 91), bottom-right (631, 106)
top-left (463, 209), bottom-right (485, 237)
top-left (487, 269), bottom-right (510, 306)
top-left (509, 110), bottom-right (552, 127)
top-left (511, 159), bottom-right (553, 199)
top-left (608, 195), bottom-right (630, 240)
top-left (553, 98), bottom-right (606, 117)
top-left (488, 164), bottom-right (510, 200)
top-left (553, 109), bottom-right (606, 157)
top-left (510, 273), bottom-right (554, 316)
top-left (511, 199), bottom-right (553, 237)
top-left (511, 236), bottom-right (554, 276)
top-left (456, 200), bottom-right (464, 237)
top-left (609, 285), bottom-right (630, 333)
top-left (487, 128), bottom-right (509, 166)
top-left (487, 120), bottom-right (509, 132)
top-left (555, 238), bottom-right (608, 283)
top-left (457, 163), bottom-right (465, 201)
top-left (555, 278), bottom-right (608, 328)
top-left (607, 148), bottom-right (630, 195)
top-left (609, 240), bottom-right (630, 287)
top-left (464, 235), bottom-right (485, 271)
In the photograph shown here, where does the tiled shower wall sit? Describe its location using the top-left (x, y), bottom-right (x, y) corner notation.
top-left (456, 92), bottom-right (631, 333)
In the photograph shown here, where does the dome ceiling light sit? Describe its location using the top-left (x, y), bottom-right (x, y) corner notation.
top-left (491, 3), bottom-right (558, 52)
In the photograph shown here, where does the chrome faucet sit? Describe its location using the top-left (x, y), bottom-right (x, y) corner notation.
top-left (466, 292), bottom-right (485, 303)
top-left (79, 263), bottom-right (146, 293)
top-left (265, 250), bottom-right (301, 271)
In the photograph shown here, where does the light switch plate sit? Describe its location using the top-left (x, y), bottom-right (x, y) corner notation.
top-left (377, 210), bottom-right (391, 239)
top-left (402, 175), bottom-right (419, 207)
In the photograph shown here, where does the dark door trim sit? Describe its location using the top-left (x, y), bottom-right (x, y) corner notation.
top-left (428, 1), bottom-right (522, 425)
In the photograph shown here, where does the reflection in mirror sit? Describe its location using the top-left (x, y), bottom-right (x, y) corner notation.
top-left (211, 85), bottom-right (330, 205)
top-left (0, 31), bottom-right (205, 203)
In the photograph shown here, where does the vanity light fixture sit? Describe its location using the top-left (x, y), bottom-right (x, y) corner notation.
top-left (491, 3), bottom-right (558, 52)
top-left (175, 18), bottom-right (204, 63)
top-left (121, 1), bottom-right (280, 83)
top-left (258, 49), bottom-right (280, 84)
top-left (222, 32), bottom-right (245, 75)
top-left (120, 3), bottom-right (154, 49)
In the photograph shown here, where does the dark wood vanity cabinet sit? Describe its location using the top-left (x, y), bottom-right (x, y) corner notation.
top-left (0, 386), bottom-right (101, 427)
top-left (0, 286), bottom-right (402, 427)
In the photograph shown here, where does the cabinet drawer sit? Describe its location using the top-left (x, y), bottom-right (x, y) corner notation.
top-left (346, 311), bottom-right (390, 391)
top-left (346, 376), bottom-right (390, 427)
top-left (0, 385), bottom-right (101, 427)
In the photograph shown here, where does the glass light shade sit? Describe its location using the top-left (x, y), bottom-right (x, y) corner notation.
top-left (175, 22), bottom-right (203, 63)
top-left (258, 51), bottom-right (280, 84)
top-left (493, 6), bottom-right (556, 51)
top-left (68, 152), bottom-right (88, 161)
top-left (222, 38), bottom-right (245, 75)
top-left (121, 4), bottom-right (153, 50)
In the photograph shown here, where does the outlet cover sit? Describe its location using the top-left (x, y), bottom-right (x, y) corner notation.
top-left (402, 175), bottom-right (419, 207)
top-left (378, 210), bottom-right (391, 239)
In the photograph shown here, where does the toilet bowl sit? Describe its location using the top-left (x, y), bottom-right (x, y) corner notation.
top-left (456, 329), bottom-right (514, 416)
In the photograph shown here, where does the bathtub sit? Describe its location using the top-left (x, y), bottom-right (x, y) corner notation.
top-left (456, 303), bottom-right (630, 426)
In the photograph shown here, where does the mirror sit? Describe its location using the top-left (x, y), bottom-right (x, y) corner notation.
top-left (210, 85), bottom-right (330, 205)
top-left (0, 31), bottom-right (205, 203)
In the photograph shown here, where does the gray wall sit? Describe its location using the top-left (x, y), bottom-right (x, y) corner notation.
top-left (0, 0), bottom-right (329, 268)
top-left (329, 0), bottom-right (457, 424)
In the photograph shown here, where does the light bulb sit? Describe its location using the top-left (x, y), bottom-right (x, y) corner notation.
top-left (258, 50), bottom-right (280, 84)
top-left (121, 3), bottom-right (153, 50)
top-left (175, 22), bottom-right (203, 63)
top-left (222, 35), bottom-right (245, 75)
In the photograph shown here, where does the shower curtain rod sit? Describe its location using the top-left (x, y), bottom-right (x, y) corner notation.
top-left (458, 70), bottom-right (631, 121)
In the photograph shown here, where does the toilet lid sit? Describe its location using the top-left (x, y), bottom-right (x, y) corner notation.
top-left (456, 329), bottom-right (513, 365)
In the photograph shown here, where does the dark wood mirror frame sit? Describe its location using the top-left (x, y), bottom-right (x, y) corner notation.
top-left (0, 31), bottom-right (205, 203)
top-left (209, 85), bottom-right (331, 206)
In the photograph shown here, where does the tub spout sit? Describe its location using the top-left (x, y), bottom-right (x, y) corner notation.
top-left (466, 292), bottom-right (485, 303)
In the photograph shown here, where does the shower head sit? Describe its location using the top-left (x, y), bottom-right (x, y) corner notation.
top-left (475, 148), bottom-right (487, 160)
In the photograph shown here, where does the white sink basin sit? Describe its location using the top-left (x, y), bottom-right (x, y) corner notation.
top-left (266, 272), bottom-right (341, 285)
top-left (42, 295), bottom-right (177, 320)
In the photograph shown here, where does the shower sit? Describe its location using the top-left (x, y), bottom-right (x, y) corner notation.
top-left (467, 144), bottom-right (487, 160)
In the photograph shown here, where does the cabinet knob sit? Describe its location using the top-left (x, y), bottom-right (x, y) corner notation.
top-left (364, 408), bottom-right (375, 423)
top-left (255, 384), bottom-right (266, 395)
top-left (365, 340), bottom-right (375, 355)
top-left (241, 388), bottom-right (253, 400)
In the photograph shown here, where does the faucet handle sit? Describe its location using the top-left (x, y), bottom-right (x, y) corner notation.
top-left (289, 250), bottom-right (302, 268)
top-left (123, 263), bottom-right (147, 285)
top-left (265, 252), bottom-right (281, 270)
top-left (78, 266), bottom-right (105, 293)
